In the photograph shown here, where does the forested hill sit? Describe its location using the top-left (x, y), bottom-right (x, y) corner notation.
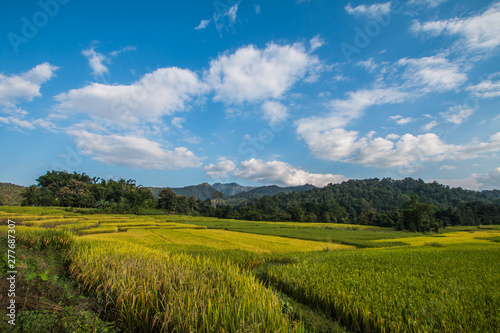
top-left (148, 183), bottom-right (316, 201)
top-left (212, 183), bottom-right (255, 196)
top-left (232, 184), bottom-right (316, 200)
top-left (321, 178), bottom-right (500, 209)
top-left (233, 178), bottom-right (500, 227)
top-left (0, 182), bottom-right (25, 206)
top-left (148, 183), bottom-right (223, 201)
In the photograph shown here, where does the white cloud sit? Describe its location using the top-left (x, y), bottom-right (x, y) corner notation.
top-left (67, 129), bottom-right (202, 169)
top-left (226, 4), bottom-right (238, 23)
top-left (234, 159), bottom-right (346, 187)
top-left (309, 35), bottom-right (324, 52)
top-left (397, 55), bottom-right (467, 92)
top-left (83, 45), bottom-right (136, 78)
top-left (254, 5), bottom-right (261, 15)
top-left (82, 46), bottom-right (109, 78)
top-left (357, 58), bottom-right (378, 73)
top-left (0, 63), bottom-right (58, 108)
top-left (214, 3), bottom-right (239, 32)
top-left (476, 167), bottom-right (500, 189)
top-left (390, 115), bottom-right (415, 125)
top-left (411, 3), bottom-right (500, 51)
top-left (261, 101), bottom-right (288, 125)
top-left (54, 67), bottom-right (205, 126)
top-left (195, 19), bottom-right (212, 30)
top-left (440, 165), bottom-right (456, 170)
top-left (408, 0), bottom-right (447, 8)
top-left (205, 42), bottom-right (320, 104)
top-left (421, 120), bottom-right (438, 131)
top-left (109, 45), bottom-right (137, 57)
top-left (295, 123), bottom-right (500, 169)
top-left (345, 2), bottom-right (391, 19)
top-left (440, 105), bottom-right (475, 125)
top-left (0, 114), bottom-right (56, 132)
top-left (171, 117), bottom-right (184, 129)
top-left (467, 73), bottom-right (500, 98)
top-left (204, 159), bottom-right (236, 179)
top-left (386, 133), bottom-right (400, 140)
top-left (432, 176), bottom-right (480, 190)
top-left (296, 87), bottom-right (411, 138)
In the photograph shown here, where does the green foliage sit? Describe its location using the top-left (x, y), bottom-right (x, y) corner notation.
top-left (6, 309), bottom-right (118, 333)
top-left (396, 194), bottom-right (437, 232)
top-left (21, 170), bottom-right (156, 212)
top-left (231, 178), bottom-right (500, 228)
top-left (0, 182), bottom-right (25, 206)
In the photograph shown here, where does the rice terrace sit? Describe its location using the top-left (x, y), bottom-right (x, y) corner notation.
top-left (1, 200), bottom-right (499, 332)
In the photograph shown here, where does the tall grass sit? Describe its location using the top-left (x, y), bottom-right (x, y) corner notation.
top-left (0, 226), bottom-right (74, 250)
top-left (267, 244), bottom-right (500, 333)
top-left (69, 239), bottom-right (304, 332)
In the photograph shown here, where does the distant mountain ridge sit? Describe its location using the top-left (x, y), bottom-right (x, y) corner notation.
top-left (212, 183), bottom-right (255, 196)
top-left (147, 183), bottom-right (317, 201)
top-left (147, 183), bottom-right (222, 201)
top-left (232, 184), bottom-right (317, 199)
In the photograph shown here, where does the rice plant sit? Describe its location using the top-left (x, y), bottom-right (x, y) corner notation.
top-left (68, 239), bottom-right (304, 332)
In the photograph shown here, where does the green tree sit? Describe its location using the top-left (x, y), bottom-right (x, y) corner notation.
top-left (21, 185), bottom-right (41, 206)
top-left (158, 188), bottom-right (178, 212)
top-left (398, 194), bottom-right (436, 232)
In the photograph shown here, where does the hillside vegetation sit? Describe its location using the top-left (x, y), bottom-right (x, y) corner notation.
top-left (0, 182), bottom-right (25, 206)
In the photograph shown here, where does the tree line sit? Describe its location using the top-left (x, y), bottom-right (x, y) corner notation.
top-left (21, 171), bottom-right (500, 232)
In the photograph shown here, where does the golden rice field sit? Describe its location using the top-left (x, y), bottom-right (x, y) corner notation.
top-left (1, 206), bottom-right (500, 332)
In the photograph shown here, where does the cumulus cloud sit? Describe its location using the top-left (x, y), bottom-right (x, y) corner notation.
top-left (67, 129), bottom-right (202, 169)
top-left (440, 105), bottom-right (475, 125)
top-left (294, 53), bottom-right (473, 169)
top-left (344, 2), bottom-right (391, 18)
top-left (204, 159), bottom-right (236, 179)
top-left (295, 123), bottom-right (500, 169)
top-left (205, 42), bottom-right (320, 104)
top-left (411, 3), bottom-right (500, 52)
top-left (234, 159), bottom-right (346, 187)
top-left (397, 55), bottom-right (467, 92)
top-left (0, 63), bottom-right (58, 108)
top-left (261, 101), bottom-right (288, 125)
top-left (54, 67), bottom-right (205, 126)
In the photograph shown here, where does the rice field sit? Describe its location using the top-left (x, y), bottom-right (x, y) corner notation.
top-left (1, 206), bottom-right (500, 332)
top-left (267, 244), bottom-right (500, 333)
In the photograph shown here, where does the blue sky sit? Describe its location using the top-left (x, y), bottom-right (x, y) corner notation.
top-left (1, 0), bottom-right (500, 190)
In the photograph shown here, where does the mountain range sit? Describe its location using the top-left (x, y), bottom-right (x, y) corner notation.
top-left (147, 183), bottom-right (317, 201)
